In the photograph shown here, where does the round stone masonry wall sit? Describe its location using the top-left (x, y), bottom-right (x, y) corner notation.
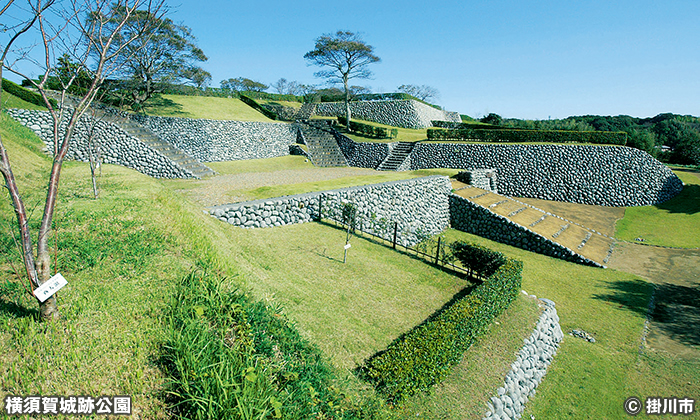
top-left (411, 143), bottom-right (684, 207)
top-left (132, 114), bottom-right (298, 162)
top-left (209, 176), bottom-right (452, 247)
top-left (5, 108), bottom-right (192, 179)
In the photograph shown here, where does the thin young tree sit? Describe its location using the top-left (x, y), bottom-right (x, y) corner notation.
top-left (304, 31), bottom-right (380, 124)
top-left (0, 0), bottom-right (166, 320)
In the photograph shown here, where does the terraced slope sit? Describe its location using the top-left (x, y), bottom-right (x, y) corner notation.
top-left (452, 181), bottom-right (615, 266)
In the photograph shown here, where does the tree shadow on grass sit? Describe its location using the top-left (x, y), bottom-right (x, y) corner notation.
top-left (593, 279), bottom-right (700, 346)
top-left (143, 95), bottom-right (189, 117)
top-left (655, 184), bottom-right (700, 215)
top-left (0, 281), bottom-right (38, 319)
top-left (651, 283), bottom-right (700, 347)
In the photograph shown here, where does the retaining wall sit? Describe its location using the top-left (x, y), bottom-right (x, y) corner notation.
top-left (411, 143), bottom-right (684, 207)
top-left (335, 133), bottom-right (388, 168)
top-left (484, 298), bottom-right (562, 420)
top-left (131, 115), bottom-right (298, 162)
top-left (209, 176), bottom-right (451, 247)
top-left (450, 194), bottom-right (603, 267)
top-left (314, 100), bottom-right (461, 129)
top-left (5, 109), bottom-right (192, 179)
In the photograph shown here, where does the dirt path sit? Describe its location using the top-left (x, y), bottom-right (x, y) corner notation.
top-left (494, 191), bottom-right (699, 359)
top-left (169, 167), bottom-right (378, 207)
top-left (607, 243), bottom-right (700, 359)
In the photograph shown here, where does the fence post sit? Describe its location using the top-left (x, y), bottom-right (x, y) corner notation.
top-left (392, 222), bottom-right (398, 249)
top-left (435, 237), bottom-right (441, 265)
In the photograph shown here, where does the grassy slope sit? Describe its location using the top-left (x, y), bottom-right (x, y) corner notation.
top-left (143, 94), bottom-right (276, 122)
top-left (614, 169), bottom-right (700, 248)
top-left (0, 113), bottom-right (205, 418)
top-left (2, 100), bottom-right (698, 419)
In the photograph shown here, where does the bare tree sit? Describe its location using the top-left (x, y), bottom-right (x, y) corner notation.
top-left (304, 31), bottom-right (380, 123)
top-left (0, 0), bottom-right (166, 320)
top-left (398, 84), bottom-right (440, 103)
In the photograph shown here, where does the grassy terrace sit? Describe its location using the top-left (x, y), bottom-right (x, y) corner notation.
top-left (2, 96), bottom-right (699, 418)
top-left (614, 168), bottom-right (700, 248)
top-left (143, 93), bottom-right (275, 122)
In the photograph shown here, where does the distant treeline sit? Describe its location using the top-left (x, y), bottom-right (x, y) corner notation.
top-left (474, 113), bottom-right (699, 166)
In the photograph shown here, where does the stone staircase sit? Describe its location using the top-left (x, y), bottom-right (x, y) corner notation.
top-left (376, 141), bottom-right (416, 171)
top-left (295, 103), bottom-right (317, 120)
top-left (298, 121), bottom-right (348, 167)
top-left (453, 182), bottom-right (615, 266)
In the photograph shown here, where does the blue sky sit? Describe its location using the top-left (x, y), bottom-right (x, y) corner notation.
top-left (5, 0), bottom-right (700, 119)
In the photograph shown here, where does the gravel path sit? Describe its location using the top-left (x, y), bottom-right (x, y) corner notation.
top-left (175, 166), bottom-right (379, 207)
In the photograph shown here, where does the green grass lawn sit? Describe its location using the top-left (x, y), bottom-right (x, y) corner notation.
top-left (0, 115), bottom-right (203, 417)
top-left (2, 110), bottom-right (698, 419)
top-left (143, 93), bottom-right (276, 122)
top-left (1, 92), bottom-right (47, 110)
top-left (615, 169), bottom-right (700, 248)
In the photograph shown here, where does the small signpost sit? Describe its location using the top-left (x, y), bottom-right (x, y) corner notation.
top-left (343, 243), bottom-right (351, 263)
top-left (33, 273), bottom-right (68, 303)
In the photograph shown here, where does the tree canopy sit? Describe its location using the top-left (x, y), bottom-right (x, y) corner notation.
top-left (304, 30), bottom-right (380, 123)
top-left (101, 6), bottom-right (209, 109)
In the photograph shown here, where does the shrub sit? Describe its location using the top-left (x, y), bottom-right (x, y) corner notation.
top-left (2, 79), bottom-right (56, 109)
top-left (358, 242), bottom-right (522, 402)
top-left (427, 127), bottom-right (627, 145)
top-left (338, 116), bottom-right (398, 139)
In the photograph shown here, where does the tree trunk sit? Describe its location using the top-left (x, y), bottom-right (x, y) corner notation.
top-left (36, 251), bottom-right (59, 320)
top-left (343, 76), bottom-right (351, 127)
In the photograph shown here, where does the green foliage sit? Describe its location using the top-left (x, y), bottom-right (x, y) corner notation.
top-left (102, 5), bottom-right (210, 109)
top-left (358, 243), bottom-right (522, 403)
top-left (2, 79), bottom-right (56, 109)
top-left (47, 54), bottom-right (94, 97)
top-left (239, 94), bottom-right (278, 120)
top-left (163, 270), bottom-right (384, 419)
top-left (480, 113), bottom-right (503, 126)
top-left (427, 126), bottom-right (628, 145)
top-left (220, 77), bottom-right (269, 93)
top-left (451, 241), bottom-right (507, 278)
top-left (338, 116), bottom-right (398, 139)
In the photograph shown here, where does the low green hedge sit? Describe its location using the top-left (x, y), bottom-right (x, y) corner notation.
top-left (338, 116), bottom-right (398, 139)
top-left (427, 127), bottom-right (627, 145)
top-left (239, 94), bottom-right (278, 120)
top-left (2, 79), bottom-right (56, 108)
top-left (358, 242), bottom-right (523, 402)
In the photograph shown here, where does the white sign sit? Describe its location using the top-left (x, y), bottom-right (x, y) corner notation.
top-left (344, 243), bottom-right (351, 250)
top-left (33, 273), bottom-right (68, 303)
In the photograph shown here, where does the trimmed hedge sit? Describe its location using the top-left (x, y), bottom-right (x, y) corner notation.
top-left (358, 242), bottom-right (523, 402)
top-left (239, 94), bottom-right (278, 120)
top-left (427, 127), bottom-right (627, 145)
top-left (2, 79), bottom-right (56, 109)
top-left (338, 116), bottom-right (398, 139)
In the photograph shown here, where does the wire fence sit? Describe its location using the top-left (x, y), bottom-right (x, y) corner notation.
top-left (315, 195), bottom-right (482, 280)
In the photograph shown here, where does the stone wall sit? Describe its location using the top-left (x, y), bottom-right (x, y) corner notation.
top-left (484, 298), bottom-right (562, 420)
top-left (450, 194), bottom-right (603, 267)
top-left (209, 176), bottom-right (452, 247)
top-left (6, 109), bottom-right (193, 179)
top-left (411, 143), bottom-right (684, 207)
top-left (314, 100), bottom-right (461, 129)
top-left (131, 115), bottom-right (298, 162)
top-left (335, 133), bottom-right (388, 168)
